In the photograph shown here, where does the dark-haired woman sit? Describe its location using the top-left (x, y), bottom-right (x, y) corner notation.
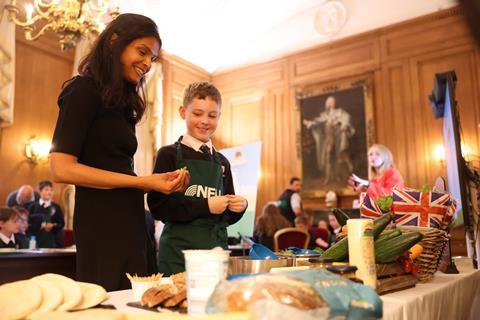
top-left (253, 202), bottom-right (291, 250)
top-left (50, 14), bottom-right (189, 291)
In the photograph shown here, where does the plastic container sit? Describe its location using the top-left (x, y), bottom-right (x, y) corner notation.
top-left (29, 236), bottom-right (37, 250)
top-left (130, 279), bottom-right (162, 301)
top-left (183, 248), bottom-right (230, 315)
top-left (347, 219), bottom-right (377, 288)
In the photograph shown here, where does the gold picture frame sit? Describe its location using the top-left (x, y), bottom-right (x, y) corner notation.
top-left (295, 74), bottom-right (375, 198)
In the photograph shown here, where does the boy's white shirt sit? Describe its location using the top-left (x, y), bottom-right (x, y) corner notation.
top-left (181, 133), bottom-right (213, 154)
top-left (0, 231), bottom-right (15, 244)
top-left (39, 199), bottom-right (52, 207)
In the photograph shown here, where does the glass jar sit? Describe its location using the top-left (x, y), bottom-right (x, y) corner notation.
top-left (326, 265), bottom-right (363, 283)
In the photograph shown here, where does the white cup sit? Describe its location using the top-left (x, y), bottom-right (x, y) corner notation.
top-left (130, 280), bottom-right (162, 301)
top-left (183, 247), bottom-right (230, 315)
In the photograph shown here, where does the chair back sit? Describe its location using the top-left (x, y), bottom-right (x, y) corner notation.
top-left (63, 229), bottom-right (75, 247)
top-left (309, 227), bottom-right (329, 242)
top-left (273, 227), bottom-right (310, 252)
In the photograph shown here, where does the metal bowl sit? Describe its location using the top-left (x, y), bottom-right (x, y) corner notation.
top-left (292, 253), bottom-right (322, 266)
top-left (228, 256), bottom-right (294, 274)
top-left (276, 252), bottom-right (322, 266)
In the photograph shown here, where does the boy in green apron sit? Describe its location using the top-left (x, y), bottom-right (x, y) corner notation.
top-left (148, 82), bottom-right (248, 276)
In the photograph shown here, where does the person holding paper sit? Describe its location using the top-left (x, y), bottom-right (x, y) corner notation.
top-left (348, 144), bottom-right (404, 200)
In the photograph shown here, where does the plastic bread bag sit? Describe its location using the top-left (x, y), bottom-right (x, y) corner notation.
top-left (206, 269), bottom-right (382, 320)
top-left (292, 269), bottom-right (382, 319)
top-left (206, 273), bottom-right (329, 319)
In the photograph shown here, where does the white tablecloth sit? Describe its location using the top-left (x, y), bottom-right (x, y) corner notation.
top-left (105, 269), bottom-right (480, 319)
top-left (381, 269), bottom-right (480, 320)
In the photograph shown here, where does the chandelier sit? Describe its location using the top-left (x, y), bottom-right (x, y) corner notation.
top-left (4, 0), bottom-right (120, 50)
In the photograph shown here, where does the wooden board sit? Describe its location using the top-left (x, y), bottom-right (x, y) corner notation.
top-left (377, 275), bottom-right (417, 295)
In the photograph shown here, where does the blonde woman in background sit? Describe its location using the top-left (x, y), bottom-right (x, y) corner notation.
top-left (348, 144), bottom-right (404, 200)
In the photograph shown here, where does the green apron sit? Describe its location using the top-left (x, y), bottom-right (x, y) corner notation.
top-left (157, 139), bottom-right (228, 276)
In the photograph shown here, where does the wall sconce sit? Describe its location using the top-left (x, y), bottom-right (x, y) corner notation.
top-left (433, 144), bottom-right (446, 167)
top-left (461, 142), bottom-right (473, 159)
top-left (24, 136), bottom-right (51, 163)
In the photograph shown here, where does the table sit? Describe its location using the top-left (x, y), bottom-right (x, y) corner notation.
top-left (381, 269), bottom-right (480, 320)
top-left (0, 248), bottom-right (76, 284)
top-left (105, 269), bottom-right (480, 319)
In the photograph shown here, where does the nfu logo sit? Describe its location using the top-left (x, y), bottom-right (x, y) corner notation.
top-left (184, 185), bottom-right (221, 198)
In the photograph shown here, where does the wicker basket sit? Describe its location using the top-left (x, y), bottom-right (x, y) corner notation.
top-left (398, 226), bottom-right (449, 282)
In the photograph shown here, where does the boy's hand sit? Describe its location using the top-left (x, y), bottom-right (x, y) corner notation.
top-left (226, 195), bottom-right (247, 213)
top-left (44, 223), bottom-right (55, 232)
top-left (208, 196), bottom-right (230, 214)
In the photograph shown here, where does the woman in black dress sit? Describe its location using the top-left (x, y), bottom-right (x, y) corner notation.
top-left (50, 14), bottom-right (189, 291)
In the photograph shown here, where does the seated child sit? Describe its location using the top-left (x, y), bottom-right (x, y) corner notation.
top-left (294, 215), bottom-right (317, 250)
top-left (13, 206), bottom-right (30, 249)
top-left (148, 82), bottom-right (248, 276)
top-left (0, 207), bottom-right (21, 248)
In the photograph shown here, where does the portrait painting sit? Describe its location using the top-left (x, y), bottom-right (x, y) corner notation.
top-left (296, 75), bottom-right (374, 197)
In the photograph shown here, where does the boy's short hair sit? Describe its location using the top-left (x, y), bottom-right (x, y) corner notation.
top-left (13, 206), bottom-right (29, 217)
top-left (290, 177), bottom-right (301, 185)
top-left (183, 82), bottom-right (222, 108)
top-left (38, 180), bottom-right (53, 191)
top-left (0, 207), bottom-right (19, 223)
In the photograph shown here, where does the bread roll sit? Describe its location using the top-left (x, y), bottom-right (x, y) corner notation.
top-left (141, 285), bottom-right (175, 308)
top-left (162, 288), bottom-right (186, 308)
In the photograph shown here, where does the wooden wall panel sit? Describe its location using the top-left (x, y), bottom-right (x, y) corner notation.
top-left (0, 30), bottom-right (74, 209)
top-left (213, 60), bottom-right (285, 93)
top-left (378, 60), bottom-right (419, 187)
top-left (160, 54), bottom-right (210, 147)
top-left (289, 35), bottom-right (380, 86)
top-left (380, 7), bottom-right (473, 62)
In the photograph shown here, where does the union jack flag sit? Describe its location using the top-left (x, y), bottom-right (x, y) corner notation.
top-left (391, 189), bottom-right (456, 228)
top-left (360, 193), bottom-right (389, 219)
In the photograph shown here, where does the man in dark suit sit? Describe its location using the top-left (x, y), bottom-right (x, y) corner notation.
top-left (27, 180), bottom-right (65, 248)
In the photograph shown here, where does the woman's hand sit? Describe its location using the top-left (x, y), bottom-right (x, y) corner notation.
top-left (347, 176), bottom-right (357, 188)
top-left (226, 195), bottom-right (248, 213)
top-left (146, 169), bottom-right (190, 194)
top-left (347, 175), bottom-right (367, 194)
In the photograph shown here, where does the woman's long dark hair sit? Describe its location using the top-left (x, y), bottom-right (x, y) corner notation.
top-left (255, 203), bottom-right (292, 237)
top-left (78, 13), bottom-right (161, 123)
